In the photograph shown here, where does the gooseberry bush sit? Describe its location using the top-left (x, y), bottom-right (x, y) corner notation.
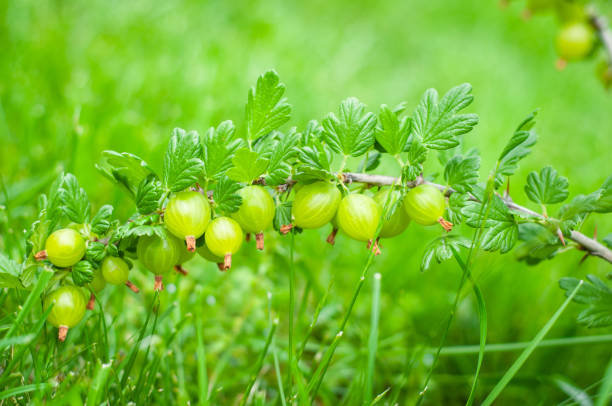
top-left (2, 69), bottom-right (612, 402)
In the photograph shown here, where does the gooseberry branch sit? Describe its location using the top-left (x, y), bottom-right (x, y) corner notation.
top-left (296, 172), bottom-right (612, 265)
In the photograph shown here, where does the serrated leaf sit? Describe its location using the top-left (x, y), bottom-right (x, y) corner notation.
top-left (213, 176), bottom-right (243, 214)
top-left (558, 193), bottom-right (599, 233)
top-left (444, 154), bottom-right (480, 193)
top-left (495, 111), bottom-right (538, 188)
top-left (295, 139), bottom-right (335, 182)
top-left (421, 235), bottom-right (472, 272)
top-left (357, 150), bottom-right (381, 173)
top-left (447, 192), bottom-right (469, 225)
top-left (86, 241), bottom-right (106, 264)
top-left (411, 84), bottom-right (478, 150)
top-left (226, 148), bottom-right (269, 183)
top-left (375, 105), bottom-right (411, 155)
top-left (322, 97), bottom-right (377, 157)
top-left (525, 166), bottom-right (569, 205)
top-left (593, 175), bottom-right (612, 213)
top-left (135, 175), bottom-right (163, 215)
top-left (163, 128), bottom-right (204, 193)
top-left (265, 130), bottom-right (300, 186)
top-left (91, 205), bottom-right (113, 235)
top-left (462, 193), bottom-right (518, 253)
top-left (402, 139), bottom-right (428, 182)
top-left (72, 261), bottom-right (94, 286)
top-left (300, 120), bottom-right (323, 145)
top-left (0, 253), bottom-right (23, 289)
top-left (59, 173), bottom-right (90, 224)
top-left (559, 275), bottom-right (612, 328)
top-left (273, 201), bottom-right (292, 232)
top-left (201, 121), bottom-right (245, 181)
top-left (246, 70), bottom-right (291, 141)
top-left (96, 151), bottom-right (156, 197)
top-left (515, 223), bottom-right (560, 265)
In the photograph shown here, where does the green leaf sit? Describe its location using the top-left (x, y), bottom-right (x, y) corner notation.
top-left (246, 70), bottom-right (292, 141)
top-left (421, 235), bottom-right (472, 272)
top-left (558, 193), bottom-right (599, 233)
top-left (0, 253), bottom-right (23, 289)
top-left (321, 97), bottom-right (377, 157)
top-left (72, 260), bottom-right (94, 286)
top-left (593, 175), bottom-right (612, 213)
top-left (495, 111), bottom-right (538, 188)
top-left (375, 105), bottom-right (411, 155)
top-left (444, 154), bottom-right (480, 193)
top-left (201, 120), bottom-right (245, 181)
top-left (135, 175), bottom-right (163, 215)
top-left (525, 166), bottom-right (569, 205)
top-left (357, 150), bottom-right (382, 173)
top-left (411, 84), bottom-right (478, 150)
top-left (402, 139), bottom-right (428, 182)
top-left (226, 148), bottom-right (269, 184)
top-left (91, 205), bottom-right (113, 235)
top-left (273, 201), bottom-right (292, 232)
top-left (462, 193), bottom-right (519, 253)
top-left (515, 223), bottom-right (560, 265)
top-left (96, 151), bottom-right (156, 197)
top-left (300, 120), bottom-right (323, 145)
top-left (604, 233), bottom-right (612, 249)
top-left (265, 129), bottom-right (300, 186)
top-left (295, 138), bottom-right (334, 181)
top-left (213, 176), bottom-right (243, 214)
top-left (86, 241), bottom-right (106, 264)
top-left (559, 275), bottom-right (612, 328)
top-left (447, 192), bottom-right (469, 225)
top-left (60, 173), bottom-right (91, 224)
top-left (163, 128), bottom-right (204, 193)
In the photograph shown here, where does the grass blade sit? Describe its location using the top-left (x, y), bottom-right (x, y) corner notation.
top-left (86, 361), bottom-right (113, 406)
top-left (594, 355), bottom-right (612, 406)
top-left (0, 383), bottom-right (50, 400)
top-left (364, 272), bottom-right (382, 404)
top-left (239, 318), bottom-right (278, 406)
top-left (481, 280), bottom-right (584, 406)
top-left (287, 232), bottom-right (296, 399)
top-left (552, 376), bottom-right (593, 406)
top-left (196, 315), bottom-right (209, 406)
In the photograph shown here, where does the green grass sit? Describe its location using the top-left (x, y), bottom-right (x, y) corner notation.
top-left (2, 0), bottom-right (612, 404)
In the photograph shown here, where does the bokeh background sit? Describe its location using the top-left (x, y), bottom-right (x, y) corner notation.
top-left (2, 0), bottom-right (612, 404)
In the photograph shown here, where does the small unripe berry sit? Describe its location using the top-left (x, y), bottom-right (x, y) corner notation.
top-left (336, 194), bottom-right (382, 242)
top-left (89, 268), bottom-right (106, 293)
top-left (44, 229), bottom-right (86, 268)
top-left (101, 256), bottom-right (129, 285)
top-left (403, 184), bottom-right (452, 231)
top-left (137, 233), bottom-right (182, 291)
top-left (164, 191), bottom-right (211, 252)
top-left (231, 186), bottom-right (275, 250)
top-left (44, 285), bottom-right (87, 341)
top-left (292, 182), bottom-right (341, 229)
top-left (374, 189), bottom-right (410, 238)
top-left (556, 22), bottom-right (595, 61)
top-left (205, 217), bottom-right (243, 270)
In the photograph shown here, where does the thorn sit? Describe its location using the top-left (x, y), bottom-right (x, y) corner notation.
top-left (34, 250), bottom-right (47, 261)
top-left (556, 58), bottom-right (567, 71)
top-left (438, 217), bottom-right (453, 232)
top-left (326, 228), bottom-right (338, 246)
top-left (556, 228), bottom-right (566, 246)
top-left (58, 326), bottom-right (68, 342)
top-left (185, 236), bottom-right (196, 252)
top-left (154, 276), bottom-right (164, 292)
top-left (280, 224), bottom-right (293, 235)
top-left (579, 252), bottom-right (590, 265)
top-left (504, 178), bottom-right (511, 200)
top-left (87, 293), bottom-right (95, 310)
top-left (594, 225), bottom-right (598, 240)
top-left (255, 232), bottom-right (264, 250)
top-left (223, 253), bottom-right (232, 270)
top-left (245, 233), bottom-right (251, 242)
top-left (174, 265), bottom-right (188, 275)
top-left (126, 280), bottom-right (140, 293)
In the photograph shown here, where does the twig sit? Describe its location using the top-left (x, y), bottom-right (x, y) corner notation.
top-left (589, 8), bottom-right (612, 66)
top-left (327, 172), bottom-right (612, 265)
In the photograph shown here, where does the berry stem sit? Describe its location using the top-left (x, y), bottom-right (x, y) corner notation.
top-left (438, 217), bottom-right (453, 232)
top-left (255, 232), bottom-right (264, 250)
top-left (245, 233), bottom-right (251, 242)
top-left (280, 224), bottom-right (293, 235)
top-left (174, 265), bottom-right (188, 275)
top-left (223, 253), bottom-right (232, 270)
top-left (186, 236), bottom-right (196, 252)
top-left (153, 276), bottom-right (163, 292)
top-left (34, 250), bottom-right (47, 261)
top-left (326, 228), bottom-right (338, 246)
top-left (125, 280), bottom-right (140, 293)
top-left (87, 293), bottom-right (95, 310)
top-left (58, 325), bottom-right (68, 342)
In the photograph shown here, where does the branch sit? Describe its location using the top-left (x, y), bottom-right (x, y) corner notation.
top-left (590, 8), bottom-right (612, 66)
top-left (340, 172), bottom-right (612, 265)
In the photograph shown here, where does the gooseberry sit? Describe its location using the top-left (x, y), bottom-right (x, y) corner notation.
top-left (335, 194), bottom-right (382, 252)
top-left (292, 182), bottom-right (341, 229)
top-left (403, 184), bottom-right (452, 231)
top-left (164, 191), bottom-right (211, 252)
top-left (205, 217), bottom-right (243, 270)
top-left (231, 185), bottom-right (275, 250)
top-left (87, 268), bottom-right (106, 310)
top-left (374, 188), bottom-right (410, 238)
top-left (43, 285), bottom-right (87, 342)
top-left (196, 243), bottom-right (225, 271)
top-left (137, 233), bottom-right (181, 291)
top-left (101, 256), bottom-right (139, 293)
top-left (556, 22), bottom-right (595, 62)
top-left (39, 228), bottom-right (86, 268)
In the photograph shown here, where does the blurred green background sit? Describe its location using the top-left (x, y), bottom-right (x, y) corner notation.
top-left (2, 0), bottom-right (612, 404)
